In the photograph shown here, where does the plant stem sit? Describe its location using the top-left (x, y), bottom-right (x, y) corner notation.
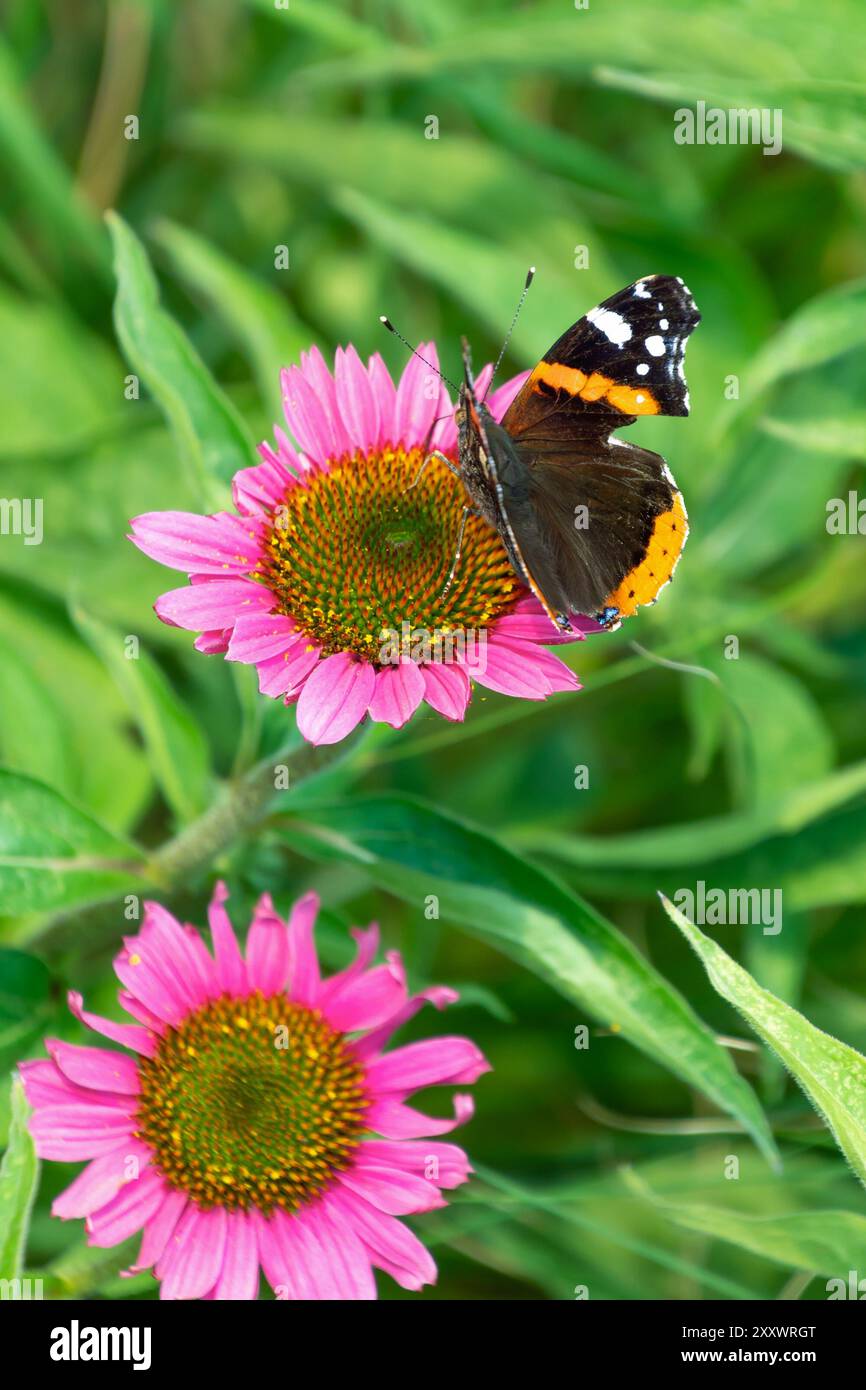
top-left (149, 727), bottom-right (364, 888)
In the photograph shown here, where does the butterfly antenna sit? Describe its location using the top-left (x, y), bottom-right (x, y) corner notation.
top-left (482, 265), bottom-right (535, 402)
top-left (379, 316), bottom-right (459, 393)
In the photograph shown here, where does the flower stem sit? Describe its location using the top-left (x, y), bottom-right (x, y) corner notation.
top-left (149, 727), bottom-right (364, 888)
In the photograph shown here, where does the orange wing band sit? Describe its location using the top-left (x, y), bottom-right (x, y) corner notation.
top-left (529, 363), bottom-right (660, 415)
top-left (604, 490), bottom-right (688, 618)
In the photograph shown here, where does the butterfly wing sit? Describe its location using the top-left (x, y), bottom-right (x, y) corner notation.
top-left (502, 274), bottom-right (700, 430)
top-left (497, 274), bottom-right (699, 622)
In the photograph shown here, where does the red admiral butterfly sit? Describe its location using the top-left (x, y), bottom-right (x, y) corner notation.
top-left (454, 274), bottom-right (700, 631)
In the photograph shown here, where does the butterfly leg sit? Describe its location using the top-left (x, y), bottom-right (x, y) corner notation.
top-left (440, 504), bottom-right (478, 599)
top-left (405, 449), bottom-right (462, 493)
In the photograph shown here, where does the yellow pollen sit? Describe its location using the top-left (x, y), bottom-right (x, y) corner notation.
top-left (260, 444), bottom-right (517, 661)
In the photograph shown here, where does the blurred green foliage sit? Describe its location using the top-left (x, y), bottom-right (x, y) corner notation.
top-left (1, 0), bottom-right (866, 1300)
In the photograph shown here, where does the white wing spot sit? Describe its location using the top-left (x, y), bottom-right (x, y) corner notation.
top-left (587, 305), bottom-right (632, 347)
top-left (645, 335), bottom-right (665, 357)
top-left (659, 318), bottom-right (669, 330)
top-left (635, 393), bottom-right (646, 404)
top-left (636, 363), bottom-right (650, 376)
top-left (633, 281), bottom-right (651, 299)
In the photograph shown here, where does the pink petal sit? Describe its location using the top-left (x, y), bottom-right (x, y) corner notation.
top-left (282, 363), bottom-right (346, 465)
top-left (278, 1204), bottom-right (370, 1299)
top-left (125, 1189), bottom-right (187, 1274)
top-left (212, 1212), bottom-right (260, 1300)
top-left (234, 446), bottom-right (298, 515)
top-left (246, 893), bottom-right (290, 993)
top-left (394, 342), bottom-right (442, 445)
top-left (52, 1140), bottom-right (152, 1219)
top-left (226, 611), bottom-right (297, 664)
top-left (488, 368), bottom-right (530, 422)
top-left (368, 1037), bottom-right (490, 1093)
top-left (154, 578), bottom-right (273, 632)
top-left (365, 1092), bottom-right (475, 1139)
top-left (118, 989), bottom-right (168, 1033)
top-left (335, 345), bottom-right (379, 454)
top-left (194, 628), bottom-right (231, 654)
top-left (67, 991), bottom-right (158, 1057)
top-left (296, 652), bottom-right (375, 745)
top-left (45, 1039), bottom-right (140, 1096)
top-left (85, 1168), bottom-right (168, 1247)
top-left (353, 984), bottom-right (458, 1060)
top-left (19, 1058), bottom-right (100, 1109)
top-left (321, 952), bottom-right (407, 1034)
top-left (139, 901), bottom-right (217, 1005)
top-left (287, 891), bottom-right (321, 1006)
top-left (368, 661), bottom-right (425, 730)
top-left (255, 636), bottom-right (321, 698)
top-left (421, 662), bottom-right (471, 721)
top-left (492, 608), bottom-right (572, 643)
top-left (338, 1164), bottom-right (445, 1215)
top-left (29, 1104), bottom-right (134, 1160)
top-left (360, 1139), bottom-right (471, 1190)
top-left (318, 923), bottom-right (380, 1000)
top-left (463, 634), bottom-right (580, 698)
top-left (299, 1199), bottom-right (377, 1299)
top-left (255, 1210), bottom-right (313, 1299)
top-left (328, 1186), bottom-right (436, 1291)
top-left (208, 880), bottom-right (247, 994)
top-left (156, 1205), bottom-right (227, 1300)
top-left (113, 939), bottom-right (190, 1028)
top-left (367, 352), bottom-right (397, 447)
top-left (129, 511), bottom-right (259, 576)
top-left (300, 346), bottom-right (352, 456)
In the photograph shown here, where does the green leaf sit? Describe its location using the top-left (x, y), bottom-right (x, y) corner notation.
top-left (597, 66), bottom-right (866, 173)
top-left (72, 605), bottom-right (213, 826)
top-left (662, 894), bottom-right (866, 1189)
top-left (0, 770), bottom-right (147, 917)
top-left (333, 186), bottom-right (599, 364)
top-left (0, 290), bottom-right (125, 460)
top-left (713, 652), bottom-right (833, 808)
top-left (106, 211), bottom-right (254, 506)
top-left (727, 278), bottom-right (866, 421)
top-left (521, 757), bottom-right (866, 873)
top-left (281, 794), bottom-right (777, 1164)
top-left (626, 1170), bottom-right (866, 1282)
top-left (0, 1078), bottom-right (39, 1280)
top-left (0, 40), bottom-right (108, 277)
top-left (152, 219), bottom-right (314, 418)
top-left (0, 636), bottom-right (73, 794)
top-left (0, 590), bottom-right (153, 833)
top-left (0, 948), bottom-right (53, 1071)
top-left (761, 412), bottom-right (866, 460)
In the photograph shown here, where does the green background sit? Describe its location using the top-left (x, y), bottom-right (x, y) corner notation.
top-left (1, 0), bottom-right (866, 1300)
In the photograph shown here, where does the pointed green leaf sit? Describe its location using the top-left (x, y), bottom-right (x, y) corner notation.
top-left (282, 795), bottom-right (777, 1165)
top-left (73, 605), bottom-right (213, 826)
top-left (0, 1079), bottom-right (38, 1279)
top-left (106, 211), bottom-right (253, 506)
top-left (662, 894), bottom-right (866, 1188)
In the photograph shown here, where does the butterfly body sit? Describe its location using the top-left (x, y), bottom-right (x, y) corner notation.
top-left (454, 274), bottom-right (700, 631)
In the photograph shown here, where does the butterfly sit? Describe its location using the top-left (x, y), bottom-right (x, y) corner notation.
top-left (452, 274), bottom-right (700, 631)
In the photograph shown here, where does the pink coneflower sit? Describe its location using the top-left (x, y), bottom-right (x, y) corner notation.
top-left (129, 345), bottom-right (597, 744)
top-left (20, 885), bottom-right (489, 1300)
